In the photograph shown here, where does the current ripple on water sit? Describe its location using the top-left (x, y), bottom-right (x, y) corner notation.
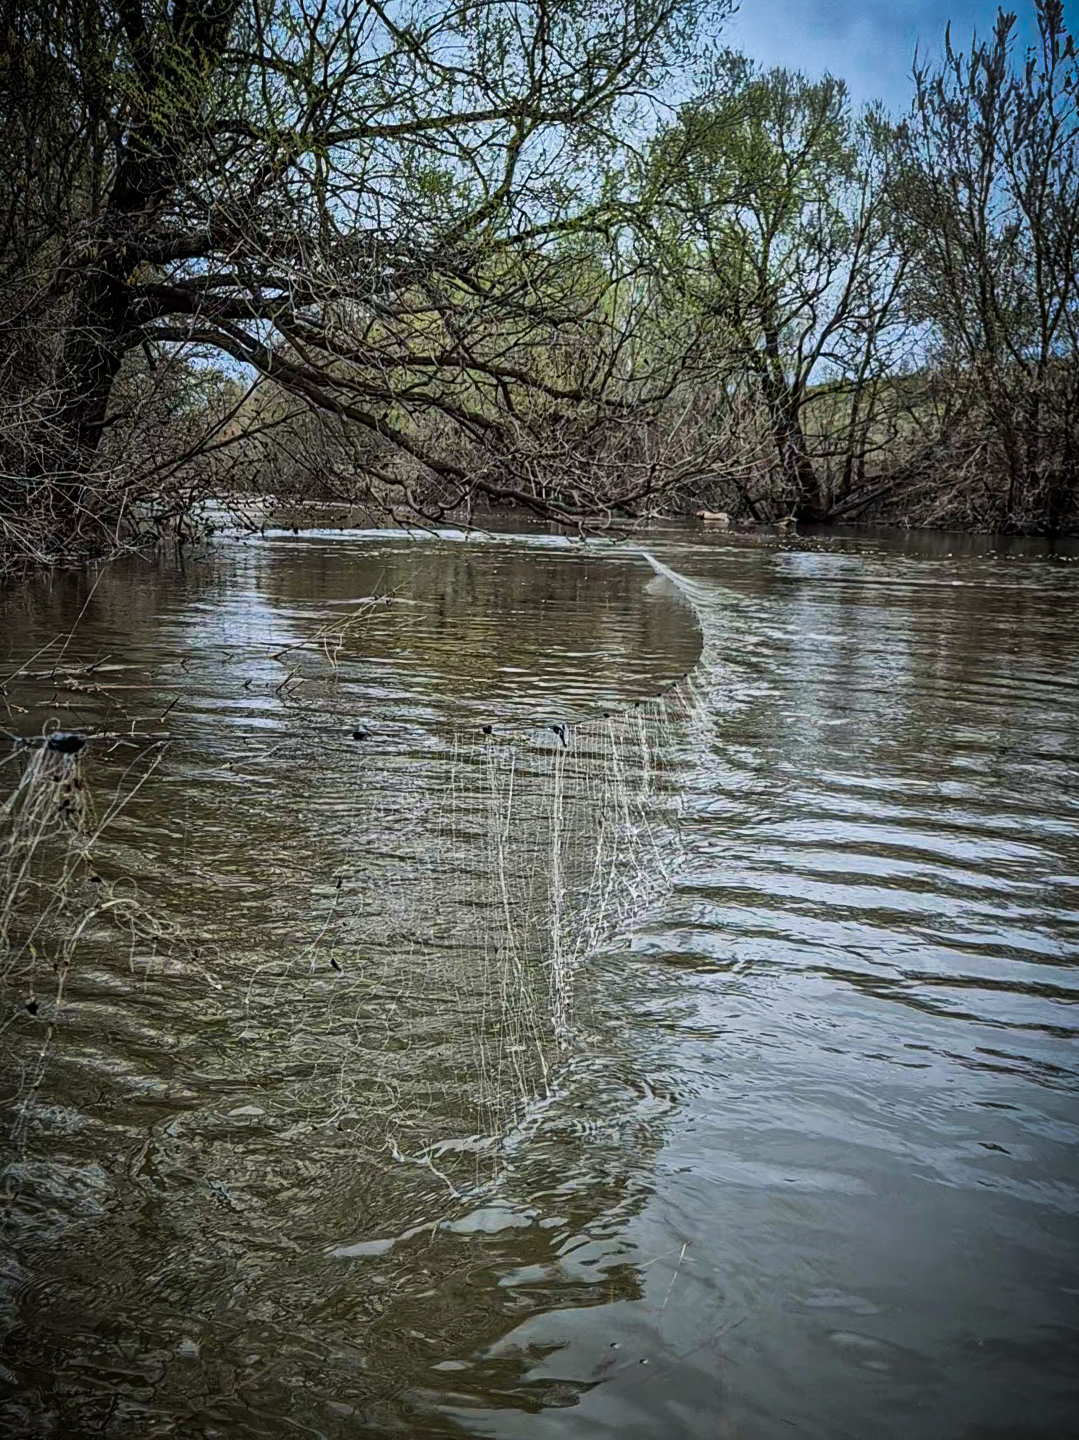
top-left (1, 527), bottom-right (1078, 1440)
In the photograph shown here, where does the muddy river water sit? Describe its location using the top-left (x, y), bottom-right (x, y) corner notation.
top-left (1, 523), bottom-right (1078, 1438)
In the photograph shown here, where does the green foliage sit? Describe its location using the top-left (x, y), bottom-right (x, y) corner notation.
top-left (639, 64), bottom-right (909, 519)
top-left (0, 0), bottom-right (1076, 560)
top-left (0, 0), bottom-right (732, 561)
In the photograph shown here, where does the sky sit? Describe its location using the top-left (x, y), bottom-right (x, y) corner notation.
top-left (722, 0), bottom-right (1077, 114)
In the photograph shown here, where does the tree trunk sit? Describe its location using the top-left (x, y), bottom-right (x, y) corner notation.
top-left (43, 0), bottom-right (245, 484)
top-left (56, 268), bottom-right (130, 462)
top-left (760, 330), bottom-right (827, 520)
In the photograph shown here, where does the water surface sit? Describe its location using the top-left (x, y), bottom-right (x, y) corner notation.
top-left (2, 524), bottom-right (1078, 1439)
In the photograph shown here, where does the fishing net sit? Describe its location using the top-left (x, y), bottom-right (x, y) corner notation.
top-left (0, 549), bottom-right (716, 1185)
top-left (217, 550), bottom-right (717, 1180)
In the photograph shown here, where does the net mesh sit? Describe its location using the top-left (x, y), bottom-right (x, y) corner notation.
top-left (1, 550), bottom-right (715, 1184)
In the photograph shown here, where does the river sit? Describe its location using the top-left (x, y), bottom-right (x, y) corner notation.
top-left (1, 523), bottom-right (1077, 1438)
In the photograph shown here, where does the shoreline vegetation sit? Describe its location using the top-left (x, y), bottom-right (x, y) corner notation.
top-left (1, 0), bottom-right (1076, 578)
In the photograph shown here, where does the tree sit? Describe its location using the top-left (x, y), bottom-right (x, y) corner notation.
top-left (890, 0), bottom-right (1079, 532)
top-left (0, 0), bottom-right (725, 566)
top-left (645, 67), bottom-right (912, 522)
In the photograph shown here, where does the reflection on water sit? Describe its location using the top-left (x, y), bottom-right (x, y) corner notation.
top-left (1, 526), bottom-right (1078, 1439)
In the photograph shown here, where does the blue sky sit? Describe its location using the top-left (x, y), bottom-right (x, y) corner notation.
top-left (722, 0), bottom-right (1077, 113)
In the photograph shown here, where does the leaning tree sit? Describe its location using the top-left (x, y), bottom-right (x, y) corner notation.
top-left (0, 0), bottom-right (727, 566)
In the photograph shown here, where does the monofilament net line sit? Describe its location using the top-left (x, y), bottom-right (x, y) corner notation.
top-left (368, 551), bottom-right (712, 1168)
top-left (366, 549), bottom-right (719, 1165)
top-left (1, 549), bottom-right (720, 1192)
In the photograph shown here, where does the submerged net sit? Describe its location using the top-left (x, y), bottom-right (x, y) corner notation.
top-left (0, 549), bottom-right (716, 1184)
top-left (223, 550), bottom-right (717, 1173)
